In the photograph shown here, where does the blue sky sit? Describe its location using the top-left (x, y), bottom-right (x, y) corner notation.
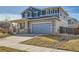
top-left (0, 6), bottom-right (79, 21)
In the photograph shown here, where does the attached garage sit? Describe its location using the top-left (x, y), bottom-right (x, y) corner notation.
top-left (31, 23), bottom-right (54, 34)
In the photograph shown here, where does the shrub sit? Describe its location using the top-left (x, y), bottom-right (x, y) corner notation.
top-left (0, 32), bottom-right (9, 38)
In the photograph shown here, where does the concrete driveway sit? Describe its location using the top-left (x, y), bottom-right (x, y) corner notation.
top-left (0, 34), bottom-right (37, 43)
top-left (0, 34), bottom-right (70, 52)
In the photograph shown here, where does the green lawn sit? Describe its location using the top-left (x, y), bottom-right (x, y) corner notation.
top-left (20, 35), bottom-right (79, 52)
top-left (0, 46), bottom-right (26, 52)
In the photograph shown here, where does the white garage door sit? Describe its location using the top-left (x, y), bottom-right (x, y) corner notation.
top-left (31, 23), bottom-right (53, 34)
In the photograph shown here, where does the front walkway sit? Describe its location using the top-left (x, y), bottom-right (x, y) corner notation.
top-left (0, 34), bottom-right (70, 52)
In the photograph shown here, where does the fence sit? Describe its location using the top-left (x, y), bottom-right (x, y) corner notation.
top-left (59, 26), bottom-right (79, 34)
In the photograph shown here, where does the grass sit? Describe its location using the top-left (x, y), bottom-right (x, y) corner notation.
top-left (21, 35), bottom-right (59, 48)
top-left (57, 39), bottom-right (79, 52)
top-left (21, 35), bottom-right (79, 52)
top-left (0, 33), bottom-right (10, 38)
top-left (0, 46), bottom-right (26, 52)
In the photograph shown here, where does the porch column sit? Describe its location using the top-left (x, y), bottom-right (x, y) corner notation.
top-left (52, 19), bottom-right (56, 34)
top-left (25, 21), bottom-right (28, 33)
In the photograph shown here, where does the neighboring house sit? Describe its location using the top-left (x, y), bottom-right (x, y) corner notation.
top-left (0, 21), bottom-right (10, 33)
top-left (68, 17), bottom-right (78, 28)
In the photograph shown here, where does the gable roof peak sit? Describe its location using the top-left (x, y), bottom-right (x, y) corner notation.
top-left (27, 6), bottom-right (40, 10)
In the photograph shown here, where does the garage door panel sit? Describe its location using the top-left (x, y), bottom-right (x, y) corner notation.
top-left (31, 23), bottom-right (53, 34)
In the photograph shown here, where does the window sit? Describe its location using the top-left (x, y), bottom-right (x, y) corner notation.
top-left (31, 12), bottom-right (36, 17)
top-left (68, 20), bottom-right (74, 25)
top-left (24, 14), bottom-right (28, 18)
top-left (55, 9), bottom-right (59, 13)
top-left (64, 16), bottom-right (67, 20)
top-left (51, 10), bottom-right (53, 13)
top-left (34, 13), bottom-right (37, 17)
top-left (52, 14), bottom-right (59, 18)
top-left (68, 20), bottom-right (71, 24)
top-left (31, 12), bottom-right (34, 17)
top-left (55, 10), bottom-right (57, 13)
top-left (71, 22), bottom-right (74, 24)
top-left (60, 14), bottom-right (62, 16)
top-left (57, 8), bottom-right (59, 13)
top-left (46, 9), bottom-right (50, 14)
top-left (31, 11), bottom-right (40, 18)
top-left (52, 8), bottom-right (59, 13)
top-left (42, 10), bottom-right (46, 15)
top-left (52, 9), bottom-right (55, 13)
top-left (38, 12), bottom-right (40, 16)
top-left (27, 12), bottom-right (30, 17)
top-left (22, 13), bottom-right (25, 18)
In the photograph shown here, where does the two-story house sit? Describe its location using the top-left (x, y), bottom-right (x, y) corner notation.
top-left (21, 6), bottom-right (69, 34)
top-left (10, 6), bottom-right (78, 34)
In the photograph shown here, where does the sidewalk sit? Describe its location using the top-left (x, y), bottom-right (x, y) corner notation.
top-left (0, 42), bottom-right (70, 52)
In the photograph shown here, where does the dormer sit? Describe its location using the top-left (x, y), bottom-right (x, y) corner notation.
top-left (21, 6), bottom-right (41, 19)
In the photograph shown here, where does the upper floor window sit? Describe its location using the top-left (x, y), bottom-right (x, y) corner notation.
top-left (52, 9), bottom-right (54, 13)
top-left (38, 12), bottom-right (40, 16)
top-left (46, 9), bottom-right (51, 14)
top-left (52, 9), bottom-right (55, 13)
top-left (27, 12), bottom-right (30, 17)
top-left (22, 13), bottom-right (25, 18)
top-left (55, 8), bottom-right (59, 13)
top-left (60, 13), bottom-right (62, 16)
top-left (48, 9), bottom-right (51, 14)
top-left (31, 12), bottom-right (34, 17)
top-left (52, 14), bottom-right (59, 18)
top-left (50, 10), bottom-right (53, 13)
top-left (42, 10), bottom-right (46, 15)
top-left (68, 20), bottom-right (74, 25)
top-left (57, 8), bottom-right (59, 13)
top-left (64, 16), bottom-right (65, 18)
top-left (31, 12), bottom-right (38, 17)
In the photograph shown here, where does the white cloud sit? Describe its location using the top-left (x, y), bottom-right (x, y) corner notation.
top-left (0, 13), bottom-right (21, 21)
